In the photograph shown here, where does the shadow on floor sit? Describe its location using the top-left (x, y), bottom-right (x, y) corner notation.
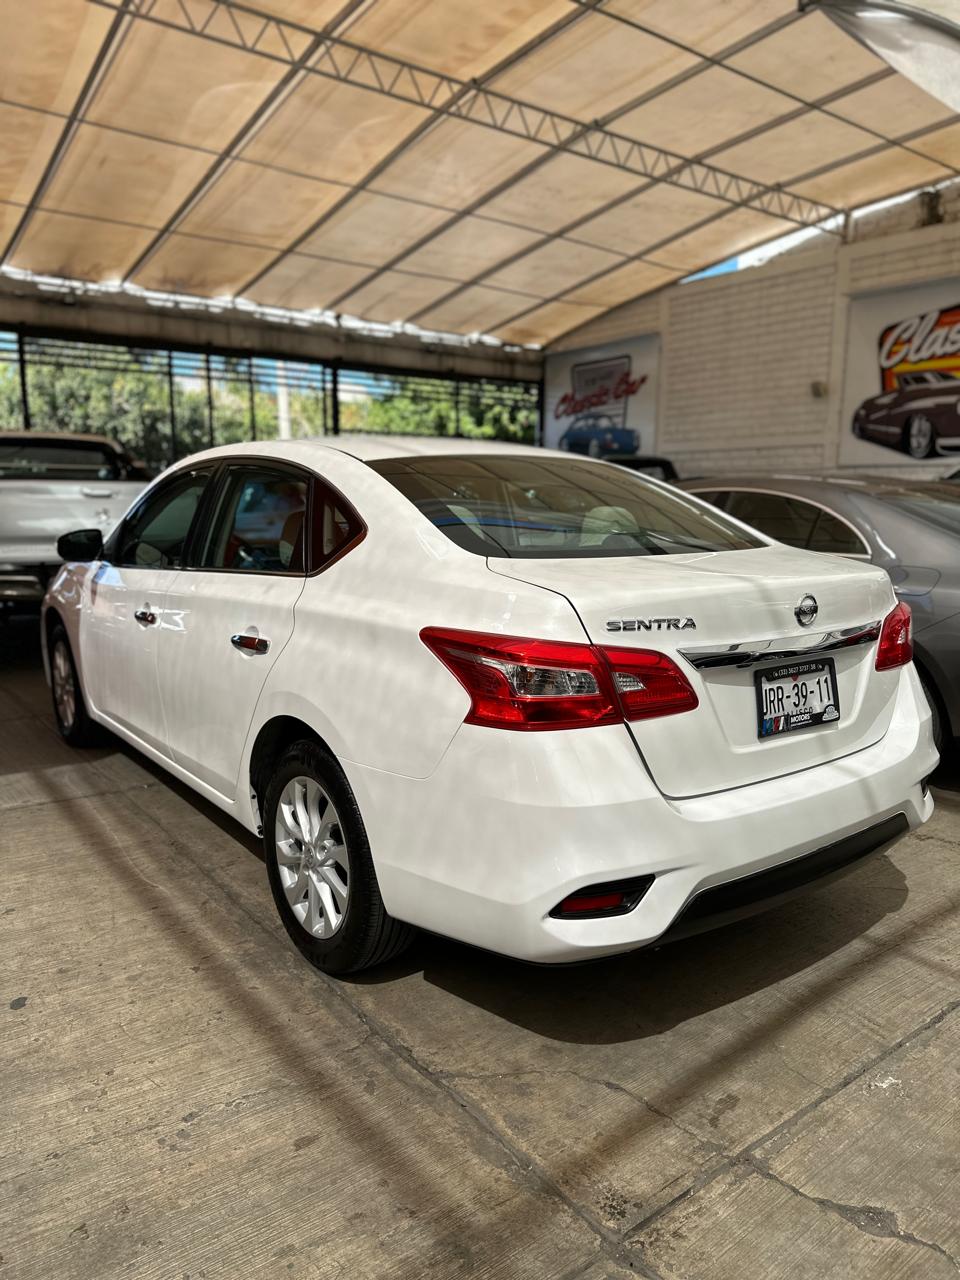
top-left (3, 616), bottom-right (949, 1048)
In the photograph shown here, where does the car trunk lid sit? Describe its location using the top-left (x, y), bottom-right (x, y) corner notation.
top-left (488, 545), bottom-right (899, 798)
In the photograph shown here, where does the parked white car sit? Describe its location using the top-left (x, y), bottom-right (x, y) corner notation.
top-left (43, 437), bottom-right (937, 974)
top-left (0, 432), bottom-right (150, 607)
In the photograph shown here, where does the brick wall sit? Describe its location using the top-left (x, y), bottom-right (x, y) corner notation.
top-left (547, 194), bottom-right (960, 476)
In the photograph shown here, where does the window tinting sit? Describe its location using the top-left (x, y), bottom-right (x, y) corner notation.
top-left (203, 469), bottom-right (308, 573)
top-left (312, 489), bottom-right (360, 568)
top-left (807, 509), bottom-right (868, 555)
top-left (0, 438), bottom-right (121, 480)
top-left (368, 455), bottom-right (762, 558)
top-left (723, 492), bottom-right (818, 548)
top-left (116, 471), bottom-right (209, 569)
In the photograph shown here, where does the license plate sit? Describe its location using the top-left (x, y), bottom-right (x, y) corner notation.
top-left (755, 658), bottom-right (840, 739)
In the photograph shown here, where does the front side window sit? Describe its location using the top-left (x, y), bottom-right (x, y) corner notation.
top-left (115, 470), bottom-right (210, 568)
top-left (368, 455), bottom-right (762, 558)
top-left (0, 437), bottom-right (121, 480)
top-left (201, 468), bottom-right (308, 573)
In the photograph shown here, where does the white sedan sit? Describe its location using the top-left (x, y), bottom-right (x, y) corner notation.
top-left (43, 437), bottom-right (937, 974)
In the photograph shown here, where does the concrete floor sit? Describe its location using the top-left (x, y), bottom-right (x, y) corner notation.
top-left (2, 619), bottom-right (959, 1280)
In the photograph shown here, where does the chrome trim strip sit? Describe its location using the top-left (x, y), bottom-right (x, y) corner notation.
top-left (679, 621), bottom-right (881, 670)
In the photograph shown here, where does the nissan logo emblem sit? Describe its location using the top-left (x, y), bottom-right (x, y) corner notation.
top-left (795, 594), bottom-right (819, 627)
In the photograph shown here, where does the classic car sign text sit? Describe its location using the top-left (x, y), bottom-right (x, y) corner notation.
top-left (879, 307), bottom-right (960, 368)
top-left (555, 370), bottom-right (646, 419)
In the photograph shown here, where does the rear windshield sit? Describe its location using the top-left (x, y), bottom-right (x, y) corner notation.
top-left (0, 438), bottom-right (122, 480)
top-left (368, 454), bottom-right (763, 558)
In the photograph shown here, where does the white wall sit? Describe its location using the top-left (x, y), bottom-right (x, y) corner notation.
top-left (548, 207), bottom-right (960, 477)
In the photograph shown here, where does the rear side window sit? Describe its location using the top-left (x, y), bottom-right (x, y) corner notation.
top-left (807, 509), bottom-right (868, 555)
top-left (201, 468), bottom-right (308, 573)
top-left (115, 470), bottom-right (210, 568)
top-left (723, 492), bottom-right (818, 547)
top-left (722, 490), bottom-right (868, 555)
top-left (368, 454), bottom-right (762, 558)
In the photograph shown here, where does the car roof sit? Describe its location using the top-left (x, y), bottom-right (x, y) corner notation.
top-left (175, 434), bottom-right (554, 466)
top-left (682, 473), bottom-right (960, 500)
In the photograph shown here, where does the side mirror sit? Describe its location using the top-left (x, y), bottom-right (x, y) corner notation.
top-left (58, 528), bottom-right (104, 562)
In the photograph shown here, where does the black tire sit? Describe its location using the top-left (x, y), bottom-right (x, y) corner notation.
top-left (49, 624), bottom-right (99, 747)
top-left (263, 739), bottom-right (415, 975)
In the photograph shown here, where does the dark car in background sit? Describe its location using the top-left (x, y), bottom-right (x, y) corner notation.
top-left (558, 412), bottom-right (638, 457)
top-left (853, 370), bottom-right (960, 458)
top-left (605, 454), bottom-right (679, 482)
top-left (682, 474), bottom-right (960, 751)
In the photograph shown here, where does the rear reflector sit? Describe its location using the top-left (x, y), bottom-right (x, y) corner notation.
top-left (420, 628), bottom-right (698, 731)
top-left (875, 601), bottom-right (912, 671)
top-left (550, 875), bottom-right (655, 919)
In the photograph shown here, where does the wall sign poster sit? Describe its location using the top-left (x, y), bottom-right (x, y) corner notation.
top-left (840, 278), bottom-right (960, 466)
top-left (543, 335), bottom-right (660, 455)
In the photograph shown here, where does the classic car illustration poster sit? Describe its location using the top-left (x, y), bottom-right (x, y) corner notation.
top-left (543, 335), bottom-right (660, 454)
top-left (840, 278), bottom-right (960, 465)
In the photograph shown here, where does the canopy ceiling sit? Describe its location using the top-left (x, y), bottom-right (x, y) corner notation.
top-left (2, 0), bottom-right (959, 347)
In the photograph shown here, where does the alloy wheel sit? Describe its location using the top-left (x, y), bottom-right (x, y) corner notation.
top-left (908, 415), bottom-right (934, 458)
top-left (52, 640), bottom-right (76, 733)
top-left (275, 776), bottom-right (350, 938)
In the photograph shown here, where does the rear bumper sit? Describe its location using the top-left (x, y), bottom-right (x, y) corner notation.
top-left (348, 664), bottom-right (937, 963)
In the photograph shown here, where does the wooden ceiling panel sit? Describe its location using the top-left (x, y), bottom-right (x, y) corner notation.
top-left (0, 0), bottom-right (113, 114)
top-left (298, 193), bottom-right (450, 268)
top-left (486, 239), bottom-right (623, 296)
top-left (0, 201), bottom-right (25, 247)
top-left (345, 0), bottom-right (574, 79)
top-left (494, 300), bottom-right (604, 344)
top-left (179, 161), bottom-right (346, 250)
top-left (133, 234), bottom-right (279, 296)
top-left (86, 22), bottom-right (285, 151)
top-left (9, 212), bottom-right (153, 281)
top-left (645, 207), bottom-right (795, 272)
top-left (401, 217), bottom-right (545, 281)
top-left (605, 0), bottom-right (796, 56)
top-left (711, 114), bottom-right (877, 187)
top-left (482, 152), bottom-right (641, 234)
top-left (39, 125), bottom-right (212, 229)
top-left (417, 283), bottom-right (544, 335)
top-left (242, 79), bottom-right (431, 186)
top-left (246, 254), bottom-right (374, 310)
top-left (563, 259), bottom-right (677, 307)
top-left (726, 11), bottom-right (887, 100)
top-left (370, 120), bottom-right (545, 209)
top-left (617, 66), bottom-right (796, 156)
top-left (0, 104), bottom-right (64, 206)
top-left (338, 270), bottom-right (461, 323)
top-left (575, 185), bottom-right (726, 255)
top-left (492, 11), bottom-right (697, 119)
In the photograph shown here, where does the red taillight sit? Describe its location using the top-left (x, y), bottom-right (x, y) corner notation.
top-left (557, 891), bottom-right (624, 914)
top-left (602, 646), bottom-right (700, 721)
top-left (420, 628), bottom-right (698, 731)
top-left (875, 601), bottom-right (913, 671)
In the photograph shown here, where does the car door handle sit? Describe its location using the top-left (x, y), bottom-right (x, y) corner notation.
top-left (134, 608), bottom-right (157, 626)
top-left (231, 633), bottom-right (270, 655)
top-left (82, 486), bottom-right (114, 498)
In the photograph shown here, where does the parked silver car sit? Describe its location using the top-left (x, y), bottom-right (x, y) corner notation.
top-left (682, 474), bottom-right (960, 751)
top-left (0, 432), bottom-right (151, 609)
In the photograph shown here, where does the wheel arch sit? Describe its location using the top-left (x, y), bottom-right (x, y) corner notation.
top-left (912, 644), bottom-right (954, 743)
top-left (248, 714), bottom-right (339, 832)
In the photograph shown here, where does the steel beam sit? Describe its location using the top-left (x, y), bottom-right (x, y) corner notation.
top-left (86, 0), bottom-right (840, 238)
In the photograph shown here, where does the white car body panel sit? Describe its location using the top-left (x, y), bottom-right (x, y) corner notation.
top-left (0, 433), bottom-right (147, 601)
top-left (43, 436), bottom-right (938, 964)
